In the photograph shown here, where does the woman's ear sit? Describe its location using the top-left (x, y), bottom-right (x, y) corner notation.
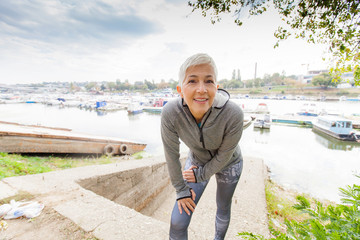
top-left (176, 85), bottom-right (183, 97)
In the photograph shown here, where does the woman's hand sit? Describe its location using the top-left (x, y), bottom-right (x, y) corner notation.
top-left (177, 189), bottom-right (196, 215)
top-left (182, 165), bottom-right (198, 183)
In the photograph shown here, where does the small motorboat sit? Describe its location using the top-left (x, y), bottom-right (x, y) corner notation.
top-left (254, 114), bottom-right (271, 129)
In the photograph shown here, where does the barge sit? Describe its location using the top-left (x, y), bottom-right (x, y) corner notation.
top-left (312, 116), bottom-right (360, 142)
top-left (0, 121), bottom-right (146, 156)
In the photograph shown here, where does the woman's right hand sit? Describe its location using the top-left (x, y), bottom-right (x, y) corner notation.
top-left (177, 189), bottom-right (196, 215)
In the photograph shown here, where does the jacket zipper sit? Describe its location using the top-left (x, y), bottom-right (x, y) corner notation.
top-left (198, 110), bottom-right (214, 158)
top-left (183, 100), bottom-right (215, 159)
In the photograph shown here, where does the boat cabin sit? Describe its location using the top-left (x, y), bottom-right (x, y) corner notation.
top-left (317, 116), bottom-right (353, 135)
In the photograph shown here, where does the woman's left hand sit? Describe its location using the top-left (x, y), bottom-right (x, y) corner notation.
top-left (183, 165), bottom-right (198, 183)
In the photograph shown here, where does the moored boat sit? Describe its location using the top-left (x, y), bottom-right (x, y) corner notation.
top-left (297, 103), bottom-right (319, 116)
top-left (0, 121), bottom-right (146, 155)
top-left (253, 114), bottom-right (271, 129)
top-left (254, 103), bottom-right (270, 114)
top-left (127, 102), bottom-right (143, 114)
top-left (312, 116), bottom-right (360, 142)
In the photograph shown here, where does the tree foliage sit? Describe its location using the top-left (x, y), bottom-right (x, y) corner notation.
top-left (188, 0), bottom-right (360, 86)
top-left (312, 73), bottom-right (338, 89)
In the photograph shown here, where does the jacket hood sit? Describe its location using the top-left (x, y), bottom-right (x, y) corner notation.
top-left (212, 89), bottom-right (230, 109)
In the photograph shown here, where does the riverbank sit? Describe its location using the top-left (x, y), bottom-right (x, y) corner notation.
top-left (1, 153), bottom-right (343, 239)
top-left (1, 154), bottom-right (270, 240)
top-left (228, 86), bottom-right (360, 98)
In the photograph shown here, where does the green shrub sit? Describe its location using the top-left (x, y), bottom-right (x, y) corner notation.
top-left (250, 90), bottom-right (263, 94)
top-left (238, 176), bottom-right (360, 239)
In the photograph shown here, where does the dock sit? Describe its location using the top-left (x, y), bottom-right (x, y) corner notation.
top-left (0, 121), bottom-right (146, 155)
top-left (143, 106), bottom-right (162, 113)
top-left (271, 114), bottom-right (315, 127)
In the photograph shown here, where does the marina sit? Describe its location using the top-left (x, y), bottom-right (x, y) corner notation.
top-left (0, 97), bottom-right (360, 203)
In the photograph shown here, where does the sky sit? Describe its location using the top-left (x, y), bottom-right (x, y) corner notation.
top-left (0, 0), bottom-right (330, 85)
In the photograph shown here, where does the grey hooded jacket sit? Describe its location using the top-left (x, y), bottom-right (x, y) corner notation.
top-left (161, 89), bottom-right (244, 200)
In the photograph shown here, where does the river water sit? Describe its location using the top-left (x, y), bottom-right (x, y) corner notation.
top-left (0, 98), bottom-right (359, 203)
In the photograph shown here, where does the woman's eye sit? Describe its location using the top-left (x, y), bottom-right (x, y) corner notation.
top-left (188, 79), bottom-right (196, 83)
top-left (206, 79), bottom-right (214, 83)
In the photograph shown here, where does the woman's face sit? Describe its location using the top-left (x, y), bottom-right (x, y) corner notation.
top-left (177, 63), bottom-right (219, 123)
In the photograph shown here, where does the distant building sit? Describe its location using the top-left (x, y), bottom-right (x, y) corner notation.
top-left (298, 70), bottom-right (328, 84)
top-left (298, 70), bottom-right (358, 88)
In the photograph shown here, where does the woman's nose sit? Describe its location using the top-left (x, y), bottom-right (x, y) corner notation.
top-left (197, 81), bottom-right (207, 93)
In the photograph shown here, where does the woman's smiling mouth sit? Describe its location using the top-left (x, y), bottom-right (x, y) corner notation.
top-left (194, 98), bottom-right (208, 103)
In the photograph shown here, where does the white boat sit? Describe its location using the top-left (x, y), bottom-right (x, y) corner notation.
top-left (254, 103), bottom-right (270, 114)
top-left (253, 114), bottom-right (271, 129)
top-left (312, 116), bottom-right (360, 142)
top-left (339, 96), bottom-right (347, 101)
top-left (127, 102), bottom-right (143, 114)
top-left (297, 103), bottom-right (319, 116)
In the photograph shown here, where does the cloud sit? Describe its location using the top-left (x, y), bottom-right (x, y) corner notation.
top-left (0, 0), bottom-right (162, 45)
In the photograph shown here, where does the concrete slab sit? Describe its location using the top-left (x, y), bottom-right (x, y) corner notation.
top-left (0, 181), bottom-right (18, 199)
top-left (0, 155), bottom-right (270, 240)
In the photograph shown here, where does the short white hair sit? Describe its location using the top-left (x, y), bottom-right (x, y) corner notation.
top-left (178, 53), bottom-right (218, 86)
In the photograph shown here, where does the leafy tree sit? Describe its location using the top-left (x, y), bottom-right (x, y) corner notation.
top-left (245, 79), bottom-right (254, 88)
top-left (237, 69), bottom-right (241, 81)
top-left (144, 79), bottom-right (157, 90)
top-left (69, 82), bottom-right (79, 92)
top-left (168, 79), bottom-right (178, 89)
top-left (232, 69), bottom-right (236, 80)
top-left (106, 82), bottom-right (116, 91)
top-left (188, 0), bottom-right (360, 86)
top-left (263, 73), bottom-right (271, 85)
top-left (157, 79), bottom-right (170, 89)
top-left (85, 82), bottom-right (97, 91)
top-left (312, 73), bottom-right (338, 89)
top-left (228, 79), bottom-right (242, 88)
top-left (270, 73), bottom-right (282, 85)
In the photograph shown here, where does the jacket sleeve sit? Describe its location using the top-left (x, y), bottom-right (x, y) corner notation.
top-left (161, 105), bottom-right (192, 200)
top-left (193, 107), bottom-right (244, 182)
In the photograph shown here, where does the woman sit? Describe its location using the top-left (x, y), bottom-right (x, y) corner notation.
top-left (161, 53), bottom-right (244, 240)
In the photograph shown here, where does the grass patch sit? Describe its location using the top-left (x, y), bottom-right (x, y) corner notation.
top-left (265, 179), bottom-right (333, 235)
top-left (0, 191), bottom-right (35, 205)
top-left (0, 152), bottom-right (125, 180)
top-left (132, 151), bottom-right (151, 160)
top-left (265, 179), bottom-right (310, 234)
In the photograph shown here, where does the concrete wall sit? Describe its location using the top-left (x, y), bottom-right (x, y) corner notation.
top-left (78, 161), bottom-right (173, 216)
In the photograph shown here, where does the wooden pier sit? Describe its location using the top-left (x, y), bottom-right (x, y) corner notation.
top-left (0, 121), bottom-right (146, 156)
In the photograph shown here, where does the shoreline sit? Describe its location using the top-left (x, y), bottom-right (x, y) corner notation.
top-left (0, 153), bottom-right (343, 239)
top-left (0, 155), bottom-right (270, 239)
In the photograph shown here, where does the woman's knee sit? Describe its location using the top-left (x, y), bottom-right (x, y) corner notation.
top-left (171, 216), bottom-right (190, 231)
top-left (216, 201), bottom-right (232, 214)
